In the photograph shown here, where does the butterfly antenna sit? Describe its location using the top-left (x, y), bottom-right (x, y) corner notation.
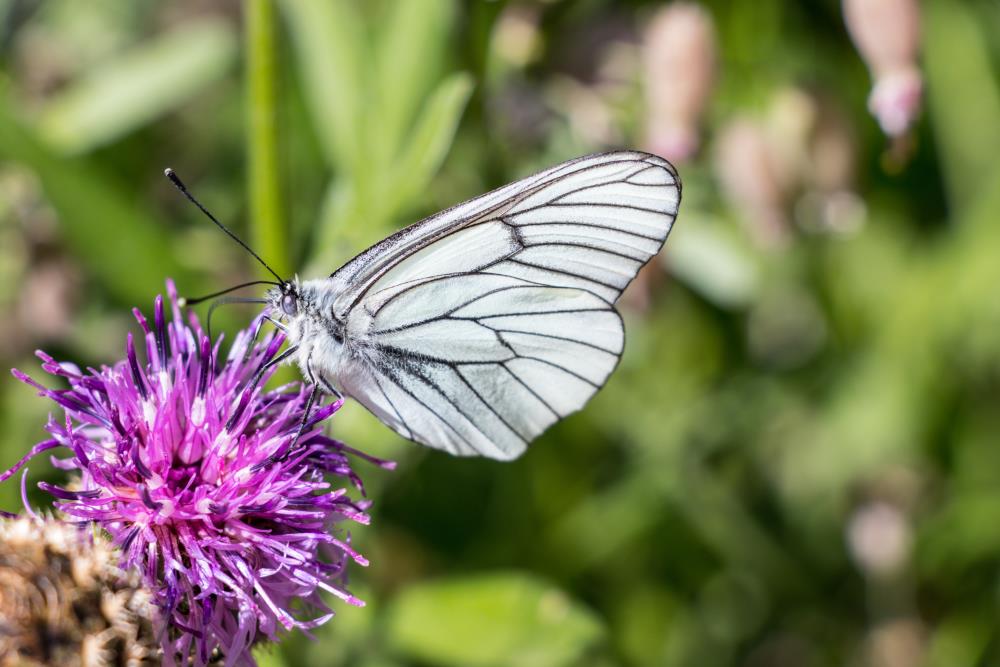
top-left (180, 280), bottom-right (281, 307)
top-left (164, 168), bottom-right (285, 284)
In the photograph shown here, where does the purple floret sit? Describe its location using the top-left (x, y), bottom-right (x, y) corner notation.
top-left (2, 280), bottom-right (393, 666)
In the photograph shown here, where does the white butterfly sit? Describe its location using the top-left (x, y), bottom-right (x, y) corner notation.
top-left (172, 150), bottom-right (681, 460)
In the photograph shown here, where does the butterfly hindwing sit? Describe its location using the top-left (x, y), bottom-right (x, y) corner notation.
top-left (341, 274), bottom-right (623, 459)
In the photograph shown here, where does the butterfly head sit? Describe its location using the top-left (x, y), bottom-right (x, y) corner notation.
top-left (280, 283), bottom-right (298, 317)
top-left (268, 280), bottom-right (303, 320)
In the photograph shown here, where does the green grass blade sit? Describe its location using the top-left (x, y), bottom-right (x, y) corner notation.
top-left (37, 19), bottom-right (236, 155)
top-left (386, 572), bottom-right (605, 667)
top-left (0, 99), bottom-right (197, 303)
top-left (382, 72), bottom-right (473, 221)
top-left (373, 0), bottom-right (455, 164)
top-left (279, 0), bottom-right (366, 172)
top-left (246, 0), bottom-right (289, 279)
top-left (924, 0), bottom-right (1000, 211)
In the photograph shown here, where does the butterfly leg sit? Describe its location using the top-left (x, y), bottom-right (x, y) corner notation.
top-left (294, 351), bottom-right (344, 446)
top-left (225, 344), bottom-right (299, 431)
top-left (289, 383), bottom-right (322, 448)
top-left (286, 349), bottom-right (323, 450)
top-left (245, 344), bottom-right (298, 392)
top-left (240, 315), bottom-right (270, 364)
top-left (263, 314), bottom-right (287, 333)
top-left (300, 347), bottom-right (343, 401)
top-left (315, 370), bottom-right (344, 402)
top-left (253, 352), bottom-right (330, 470)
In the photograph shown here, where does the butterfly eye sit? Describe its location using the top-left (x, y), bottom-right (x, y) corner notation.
top-left (281, 294), bottom-right (298, 317)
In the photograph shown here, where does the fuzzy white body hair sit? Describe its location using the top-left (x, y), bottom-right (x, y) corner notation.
top-left (269, 277), bottom-right (383, 398)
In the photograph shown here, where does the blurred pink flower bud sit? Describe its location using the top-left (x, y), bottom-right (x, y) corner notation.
top-left (847, 500), bottom-right (911, 578)
top-left (494, 5), bottom-right (542, 69)
top-left (867, 66), bottom-right (922, 137)
top-left (866, 619), bottom-right (926, 667)
top-left (715, 117), bottom-right (789, 248)
top-left (643, 2), bottom-right (717, 162)
top-left (842, 0), bottom-right (922, 136)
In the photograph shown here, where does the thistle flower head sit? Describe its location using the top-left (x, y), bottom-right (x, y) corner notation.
top-left (3, 281), bottom-right (392, 666)
top-left (0, 515), bottom-right (157, 666)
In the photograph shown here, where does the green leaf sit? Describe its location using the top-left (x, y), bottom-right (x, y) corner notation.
top-left (382, 72), bottom-right (473, 221)
top-left (37, 19), bottom-right (237, 154)
top-left (373, 0), bottom-right (455, 163)
top-left (386, 572), bottom-right (605, 667)
top-left (307, 177), bottom-right (360, 274)
top-left (924, 0), bottom-right (1000, 210)
top-left (252, 645), bottom-right (290, 667)
top-left (280, 0), bottom-right (366, 172)
top-left (664, 216), bottom-right (761, 310)
top-left (924, 614), bottom-right (992, 667)
top-left (0, 97), bottom-right (198, 304)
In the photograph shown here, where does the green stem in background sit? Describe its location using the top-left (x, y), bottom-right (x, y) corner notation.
top-left (246, 0), bottom-right (289, 279)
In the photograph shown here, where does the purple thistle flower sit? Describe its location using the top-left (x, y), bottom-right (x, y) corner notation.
top-left (2, 281), bottom-right (393, 666)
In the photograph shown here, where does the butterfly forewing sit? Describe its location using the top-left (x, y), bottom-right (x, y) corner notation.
top-left (330, 150), bottom-right (680, 459)
top-left (330, 151), bottom-right (679, 316)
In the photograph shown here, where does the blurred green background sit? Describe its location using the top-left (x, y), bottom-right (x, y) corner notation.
top-left (2, 1), bottom-right (999, 665)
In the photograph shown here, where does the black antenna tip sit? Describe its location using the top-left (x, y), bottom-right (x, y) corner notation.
top-left (162, 166), bottom-right (286, 284)
top-left (164, 168), bottom-right (185, 190)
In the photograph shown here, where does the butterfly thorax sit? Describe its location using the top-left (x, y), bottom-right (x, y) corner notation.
top-left (269, 278), bottom-right (376, 395)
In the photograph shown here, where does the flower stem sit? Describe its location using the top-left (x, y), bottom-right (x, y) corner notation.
top-left (246, 0), bottom-right (289, 279)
